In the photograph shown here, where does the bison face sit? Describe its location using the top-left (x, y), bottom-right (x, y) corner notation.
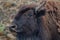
top-left (9, 4), bottom-right (46, 36)
top-left (9, 9), bottom-right (38, 35)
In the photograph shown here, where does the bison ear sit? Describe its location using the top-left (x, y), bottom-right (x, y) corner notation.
top-left (35, 1), bottom-right (46, 17)
top-left (36, 9), bottom-right (46, 17)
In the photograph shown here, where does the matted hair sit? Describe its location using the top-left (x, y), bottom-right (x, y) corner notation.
top-left (9, 1), bottom-right (60, 40)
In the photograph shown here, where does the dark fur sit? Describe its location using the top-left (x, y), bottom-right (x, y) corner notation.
top-left (9, 1), bottom-right (60, 40)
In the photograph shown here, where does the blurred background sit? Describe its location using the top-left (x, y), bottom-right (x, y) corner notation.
top-left (0, 0), bottom-right (60, 40)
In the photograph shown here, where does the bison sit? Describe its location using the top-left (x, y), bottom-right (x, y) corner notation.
top-left (9, 1), bottom-right (60, 40)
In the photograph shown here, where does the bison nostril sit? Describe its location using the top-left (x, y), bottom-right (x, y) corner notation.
top-left (11, 26), bottom-right (15, 28)
top-left (9, 25), bottom-right (16, 32)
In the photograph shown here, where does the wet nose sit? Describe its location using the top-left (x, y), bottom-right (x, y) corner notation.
top-left (9, 25), bottom-right (16, 32)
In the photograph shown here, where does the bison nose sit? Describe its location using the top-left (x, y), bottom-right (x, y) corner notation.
top-left (9, 25), bottom-right (16, 32)
top-left (10, 25), bottom-right (15, 28)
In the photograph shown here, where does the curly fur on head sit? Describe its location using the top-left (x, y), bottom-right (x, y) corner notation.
top-left (9, 1), bottom-right (60, 40)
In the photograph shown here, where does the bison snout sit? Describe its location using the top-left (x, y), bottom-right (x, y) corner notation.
top-left (9, 25), bottom-right (16, 32)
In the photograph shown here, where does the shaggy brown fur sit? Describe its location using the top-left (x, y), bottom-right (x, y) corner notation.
top-left (9, 1), bottom-right (60, 40)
